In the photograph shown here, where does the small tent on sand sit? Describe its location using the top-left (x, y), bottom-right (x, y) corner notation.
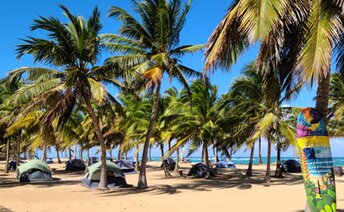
top-left (187, 163), bottom-right (216, 178)
top-left (65, 159), bottom-right (86, 171)
top-left (81, 160), bottom-right (127, 189)
top-left (160, 158), bottom-right (176, 171)
top-left (114, 160), bottom-right (136, 173)
top-left (216, 160), bottom-right (236, 168)
top-left (17, 160), bottom-right (53, 182)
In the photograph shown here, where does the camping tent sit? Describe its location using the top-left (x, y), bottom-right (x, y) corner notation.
top-left (87, 157), bottom-right (99, 166)
top-left (281, 159), bottom-right (301, 173)
top-left (114, 160), bottom-right (136, 173)
top-left (65, 159), bottom-right (86, 171)
top-left (216, 160), bottom-right (236, 168)
top-left (161, 158), bottom-right (176, 171)
top-left (17, 160), bottom-right (52, 182)
top-left (187, 163), bottom-right (216, 178)
top-left (81, 160), bottom-right (127, 189)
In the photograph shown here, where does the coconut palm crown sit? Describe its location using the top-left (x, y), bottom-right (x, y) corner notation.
top-left (103, 0), bottom-right (203, 189)
top-left (204, 0), bottom-right (344, 117)
top-left (2, 5), bottom-right (122, 190)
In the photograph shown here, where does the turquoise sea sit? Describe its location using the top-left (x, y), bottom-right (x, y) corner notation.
top-left (149, 157), bottom-right (344, 167)
top-left (34, 149), bottom-right (344, 166)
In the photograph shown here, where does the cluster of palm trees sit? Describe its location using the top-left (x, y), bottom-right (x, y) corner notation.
top-left (1, 0), bottom-right (344, 191)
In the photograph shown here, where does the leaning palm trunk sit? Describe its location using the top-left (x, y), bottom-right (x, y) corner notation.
top-left (84, 95), bottom-right (108, 190)
top-left (264, 137), bottom-right (272, 184)
top-left (258, 137), bottom-right (263, 164)
top-left (229, 148), bottom-right (233, 160)
top-left (246, 141), bottom-right (255, 177)
top-left (138, 83), bottom-right (161, 189)
top-left (168, 141), bottom-right (171, 151)
top-left (159, 143), bottom-right (164, 159)
top-left (316, 73), bottom-right (331, 119)
top-left (274, 139), bottom-right (283, 178)
top-left (5, 139), bottom-right (10, 173)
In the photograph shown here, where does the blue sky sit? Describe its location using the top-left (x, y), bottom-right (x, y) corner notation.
top-left (1, 0), bottom-right (337, 158)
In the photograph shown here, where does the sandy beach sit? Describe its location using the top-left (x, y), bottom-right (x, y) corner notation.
top-left (0, 161), bottom-right (343, 212)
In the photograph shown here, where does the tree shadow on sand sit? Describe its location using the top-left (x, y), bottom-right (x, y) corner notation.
top-left (0, 206), bottom-right (13, 212)
top-left (0, 178), bottom-right (81, 189)
top-left (96, 168), bottom-right (304, 197)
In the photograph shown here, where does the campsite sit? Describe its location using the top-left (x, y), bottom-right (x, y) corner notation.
top-left (1, 0), bottom-right (344, 211)
top-left (2, 159), bottom-right (344, 212)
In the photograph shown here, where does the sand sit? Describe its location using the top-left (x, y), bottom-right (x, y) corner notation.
top-left (0, 160), bottom-right (343, 212)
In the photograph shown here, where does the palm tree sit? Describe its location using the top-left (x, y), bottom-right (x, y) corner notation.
top-left (204, 0), bottom-right (344, 119)
top-left (2, 5), bottom-right (122, 190)
top-left (104, 0), bottom-right (203, 189)
top-left (226, 63), bottom-right (299, 183)
top-left (162, 80), bottom-right (220, 168)
top-left (328, 73), bottom-right (344, 136)
top-left (0, 84), bottom-right (15, 173)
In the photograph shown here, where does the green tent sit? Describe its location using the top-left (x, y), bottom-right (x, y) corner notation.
top-left (17, 160), bottom-right (51, 174)
top-left (17, 160), bottom-right (52, 182)
top-left (82, 160), bottom-right (127, 188)
top-left (85, 160), bottom-right (123, 178)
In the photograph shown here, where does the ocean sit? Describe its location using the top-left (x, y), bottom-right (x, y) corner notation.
top-left (149, 156), bottom-right (344, 166)
top-left (33, 149), bottom-right (344, 167)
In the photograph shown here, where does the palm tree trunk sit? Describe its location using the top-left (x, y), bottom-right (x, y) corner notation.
top-left (316, 72), bottom-right (330, 119)
top-left (138, 83), bottom-right (161, 189)
top-left (160, 143), bottom-right (164, 159)
top-left (87, 148), bottom-right (90, 160)
top-left (80, 144), bottom-right (83, 161)
top-left (264, 137), bottom-right (272, 185)
top-left (5, 139), bottom-right (10, 173)
top-left (229, 147), bottom-right (233, 160)
top-left (68, 148), bottom-right (72, 160)
top-left (16, 139), bottom-right (20, 166)
top-left (56, 146), bottom-right (62, 163)
top-left (74, 146), bottom-right (77, 159)
top-left (312, 77), bottom-right (328, 209)
top-left (108, 148), bottom-right (113, 160)
top-left (42, 143), bottom-right (47, 161)
top-left (118, 145), bottom-right (122, 160)
top-left (274, 139), bottom-right (283, 178)
top-left (174, 147), bottom-right (180, 173)
top-left (148, 145), bottom-right (152, 162)
top-left (246, 141), bottom-right (255, 177)
top-left (213, 146), bottom-right (218, 164)
top-left (135, 145), bottom-right (140, 171)
top-left (83, 95), bottom-right (108, 190)
top-left (168, 141), bottom-right (171, 151)
top-left (258, 137), bottom-right (263, 164)
top-left (203, 143), bottom-right (209, 166)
